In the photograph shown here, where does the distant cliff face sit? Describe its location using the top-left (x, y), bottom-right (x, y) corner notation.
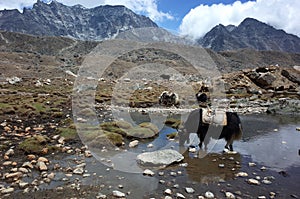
top-left (0, 0), bottom-right (158, 40)
top-left (198, 18), bottom-right (300, 53)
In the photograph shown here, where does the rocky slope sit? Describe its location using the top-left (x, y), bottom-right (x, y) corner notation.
top-left (0, 0), bottom-right (157, 40)
top-left (199, 18), bottom-right (300, 53)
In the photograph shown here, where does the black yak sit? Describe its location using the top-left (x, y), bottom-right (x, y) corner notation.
top-left (180, 108), bottom-right (242, 152)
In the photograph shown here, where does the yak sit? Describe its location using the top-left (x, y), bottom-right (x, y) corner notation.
top-left (180, 108), bottom-right (243, 152)
top-left (180, 93), bottom-right (242, 152)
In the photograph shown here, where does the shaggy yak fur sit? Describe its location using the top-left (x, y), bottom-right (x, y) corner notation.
top-left (180, 108), bottom-right (243, 151)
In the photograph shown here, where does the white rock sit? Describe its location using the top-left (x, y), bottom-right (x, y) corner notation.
top-left (260, 166), bottom-right (267, 171)
top-left (257, 196), bottom-right (266, 199)
top-left (176, 192), bottom-right (186, 198)
top-left (248, 162), bottom-right (256, 167)
top-left (7, 77), bottom-right (21, 84)
top-left (185, 187), bottom-right (195, 194)
top-left (205, 191), bottom-right (215, 198)
top-left (112, 190), bottom-right (126, 197)
top-left (164, 196), bottom-right (172, 199)
top-left (143, 169), bottom-right (155, 176)
top-left (5, 172), bottom-right (23, 179)
top-left (73, 168), bottom-right (84, 175)
top-left (219, 164), bottom-right (225, 168)
top-left (1, 187), bottom-right (14, 194)
top-left (97, 193), bottom-right (107, 199)
top-left (164, 188), bottom-right (172, 195)
top-left (129, 140), bottom-right (139, 148)
top-left (147, 143), bottom-right (154, 148)
top-left (19, 181), bottom-right (29, 189)
top-left (235, 172), bottom-right (248, 177)
top-left (5, 149), bottom-right (14, 156)
top-left (247, 178), bottom-right (260, 185)
top-left (36, 161), bottom-right (48, 171)
top-left (37, 157), bottom-right (48, 162)
top-left (137, 149), bottom-right (184, 167)
top-left (19, 168), bottom-right (29, 173)
top-left (262, 179), bottom-right (272, 185)
top-left (225, 192), bottom-right (235, 199)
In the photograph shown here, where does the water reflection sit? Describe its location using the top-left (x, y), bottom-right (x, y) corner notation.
top-left (182, 150), bottom-right (241, 183)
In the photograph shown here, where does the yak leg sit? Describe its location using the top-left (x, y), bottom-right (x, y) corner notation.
top-left (198, 128), bottom-right (208, 150)
top-left (224, 136), bottom-right (234, 152)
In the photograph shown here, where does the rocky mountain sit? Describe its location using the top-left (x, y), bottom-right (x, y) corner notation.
top-left (0, 0), bottom-right (157, 40)
top-left (198, 18), bottom-right (300, 53)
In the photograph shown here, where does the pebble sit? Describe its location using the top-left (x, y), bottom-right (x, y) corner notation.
top-left (19, 181), bottom-right (29, 189)
top-left (36, 161), bottom-right (48, 171)
top-left (176, 193), bottom-right (186, 198)
top-left (85, 150), bottom-right (92, 157)
top-left (147, 143), bottom-right (154, 148)
top-left (257, 196), bottom-right (266, 199)
top-left (248, 162), bottom-right (256, 167)
top-left (1, 187), bottom-right (14, 194)
top-left (3, 161), bottom-right (13, 166)
top-left (219, 164), bottom-right (225, 168)
top-left (205, 191), bottom-right (215, 198)
top-left (247, 179), bottom-right (260, 185)
top-left (143, 169), bottom-right (155, 176)
top-left (37, 157), bottom-right (49, 162)
top-left (164, 188), bottom-right (172, 195)
top-left (225, 192), bottom-right (235, 199)
top-left (129, 140), bottom-right (139, 148)
top-left (164, 196), bottom-right (172, 199)
top-left (19, 167), bottom-right (29, 173)
top-left (112, 190), bottom-right (126, 197)
top-left (27, 154), bottom-right (36, 160)
top-left (260, 166), bottom-right (267, 171)
top-left (97, 193), bottom-right (107, 199)
top-left (5, 149), bottom-right (14, 156)
top-left (185, 187), bottom-right (195, 194)
top-left (296, 127), bottom-right (300, 131)
top-left (262, 179), bottom-right (272, 185)
top-left (5, 172), bottom-right (23, 179)
top-left (73, 168), bottom-right (84, 175)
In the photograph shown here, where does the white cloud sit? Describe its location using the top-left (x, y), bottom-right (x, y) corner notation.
top-left (0, 0), bottom-right (173, 23)
top-left (179, 0), bottom-right (300, 40)
top-left (0, 0), bottom-right (37, 11)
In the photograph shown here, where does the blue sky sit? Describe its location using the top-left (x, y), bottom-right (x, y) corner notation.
top-left (0, 0), bottom-right (299, 39)
top-left (155, 0), bottom-right (254, 33)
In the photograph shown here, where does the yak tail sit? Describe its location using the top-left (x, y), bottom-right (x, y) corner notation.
top-left (234, 123), bottom-right (243, 140)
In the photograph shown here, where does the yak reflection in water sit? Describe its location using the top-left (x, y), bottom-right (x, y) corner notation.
top-left (180, 149), bottom-right (241, 184)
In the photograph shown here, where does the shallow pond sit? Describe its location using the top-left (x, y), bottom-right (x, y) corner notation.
top-left (81, 112), bottom-right (300, 197)
top-left (16, 112), bottom-right (300, 198)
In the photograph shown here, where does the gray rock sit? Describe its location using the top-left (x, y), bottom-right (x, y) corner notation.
top-left (137, 149), bottom-right (184, 167)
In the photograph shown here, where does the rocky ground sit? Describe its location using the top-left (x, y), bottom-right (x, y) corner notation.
top-left (0, 31), bottom-right (300, 198)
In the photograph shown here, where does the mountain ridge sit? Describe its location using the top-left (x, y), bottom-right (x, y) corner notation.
top-left (198, 18), bottom-right (300, 53)
top-left (0, 0), bottom-right (157, 41)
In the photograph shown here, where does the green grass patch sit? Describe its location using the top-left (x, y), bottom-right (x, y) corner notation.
top-left (56, 127), bottom-right (78, 141)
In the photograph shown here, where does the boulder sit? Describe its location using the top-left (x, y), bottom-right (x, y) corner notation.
top-left (137, 149), bottom-right (184, 167)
